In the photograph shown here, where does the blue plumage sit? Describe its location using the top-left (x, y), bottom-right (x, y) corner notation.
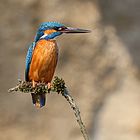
top-left (25, 42), bottom-right (35, 81)
top-left (34, 22), bottom-right (65, 42)
top-left (31, 93), bottom-right (46, 108)
top-left (39, 22), bottom-right (65, 30)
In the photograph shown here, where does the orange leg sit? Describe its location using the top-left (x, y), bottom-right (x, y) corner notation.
top-left (32, 80), bottom-right (36, 88)
top-left (47, 82), bottom-right (52, 90)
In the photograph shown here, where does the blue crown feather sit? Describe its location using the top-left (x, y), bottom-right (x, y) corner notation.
top-left (34, 22), bottom-right (65, 42)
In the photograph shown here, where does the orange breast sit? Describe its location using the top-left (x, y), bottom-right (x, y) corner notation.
top-left (28, 39), bottom-right (58, 83)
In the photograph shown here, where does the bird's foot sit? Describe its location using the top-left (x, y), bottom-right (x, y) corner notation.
top-left (47, 82), bottom-right (52, 89)
top-left (47, 82), bottom-right (52, 92)
top-left (32, 80), bottom-right (36, 88)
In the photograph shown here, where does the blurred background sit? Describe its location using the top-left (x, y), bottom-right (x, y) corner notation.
top-left (0, 0), bottom-right (140, 140)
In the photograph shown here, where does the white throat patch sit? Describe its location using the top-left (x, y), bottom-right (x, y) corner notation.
top-left (40, 34), bottom-right (48, 39)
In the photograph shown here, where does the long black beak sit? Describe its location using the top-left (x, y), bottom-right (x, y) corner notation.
top-left (60, 27), bottom-right (91, 33)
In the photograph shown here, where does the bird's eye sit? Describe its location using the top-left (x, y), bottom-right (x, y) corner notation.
top-left (57, 27), bottom-right (62, 31)
top-left (54, 26), bottom-right (66, 31)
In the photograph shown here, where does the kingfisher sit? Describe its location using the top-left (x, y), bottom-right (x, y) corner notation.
top-left (25, 22), bottom-right (90, 108)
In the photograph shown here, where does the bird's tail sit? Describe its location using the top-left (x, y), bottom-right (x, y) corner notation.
top-left (31, 93), bottom-right (46, 108)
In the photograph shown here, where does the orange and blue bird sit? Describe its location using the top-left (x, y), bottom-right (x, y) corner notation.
top-left (25, 22), bottom-right (90, 108)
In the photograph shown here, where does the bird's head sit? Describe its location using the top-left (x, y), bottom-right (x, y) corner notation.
top-left (34, 22), bottom-right (90, 42)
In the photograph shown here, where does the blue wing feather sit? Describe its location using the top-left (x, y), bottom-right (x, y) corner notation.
top-left (25, 42), bottom-right (36, 81)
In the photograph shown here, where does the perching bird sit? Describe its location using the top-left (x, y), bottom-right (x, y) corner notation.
top-left (25, 22), bottom-right (90, 108)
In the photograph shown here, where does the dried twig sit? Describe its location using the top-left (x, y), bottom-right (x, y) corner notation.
top-left (8, 76), bottom-right (89, 140)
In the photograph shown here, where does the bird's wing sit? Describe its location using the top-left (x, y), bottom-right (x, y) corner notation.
top-left (25, 42), bottom-right (36, 81)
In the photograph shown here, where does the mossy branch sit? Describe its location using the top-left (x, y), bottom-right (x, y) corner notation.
top-left (8, 76), bottom-right (89, 140)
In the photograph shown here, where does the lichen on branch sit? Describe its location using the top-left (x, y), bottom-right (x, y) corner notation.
top-left (8, 76), bottom-right (89, 140)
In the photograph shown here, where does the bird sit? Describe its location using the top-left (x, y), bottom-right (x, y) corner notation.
top-left (25, 22), bottom-right (90, 108)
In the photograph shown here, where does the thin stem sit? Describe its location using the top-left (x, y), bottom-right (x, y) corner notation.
top-left (8, 76), bottom-right (89, 140)
top-left (63, 88), bottom-right (89, 140)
